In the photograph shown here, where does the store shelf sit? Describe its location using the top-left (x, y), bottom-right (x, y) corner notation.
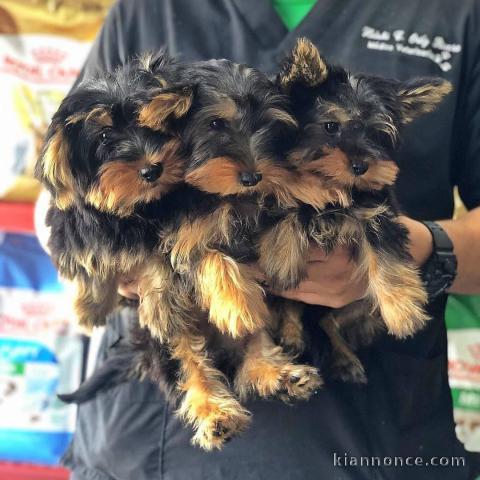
top-left (0, 202), bottom-right (69, 477)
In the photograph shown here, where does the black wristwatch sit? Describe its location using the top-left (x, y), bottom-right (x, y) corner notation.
top-left (420, 221), bottom-right (457, 300)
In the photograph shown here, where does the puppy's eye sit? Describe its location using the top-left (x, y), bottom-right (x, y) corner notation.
top-left (100, 130), bottom-right (111, 143)
top-left (210, 119), bottom-right (226, 130)
top-left (324, 122), bottom-right (340, 135)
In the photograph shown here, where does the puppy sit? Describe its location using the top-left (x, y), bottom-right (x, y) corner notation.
top-left (36, 52), bottom-right (194, 341)
top-left (140, 59), bottom-right (322, 448)
top-left (258, 38), bottom-right (452, 382)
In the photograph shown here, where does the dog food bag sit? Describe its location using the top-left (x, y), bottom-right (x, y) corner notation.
top-left (447, 294), bottom-right (480, 452)
top-left (0, 230), bottom-right (83, 465)
top-left (0, 0), bottom-right (112, 202)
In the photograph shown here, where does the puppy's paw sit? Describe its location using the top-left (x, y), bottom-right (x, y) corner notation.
top-left (191, 403), bottom-right (251, 451)
top-left (278, 316), bottom-right (305, 356)
top-left (279, 335), bottom-right (305, 357)
top-left (199, 257), bottom-right (269, 338)
top-left (278, 364), bottom-right (323, 402)
top-left (330, 353), bottom-right (367, 384)
top-left (235, 358), bottom-right (321, 402)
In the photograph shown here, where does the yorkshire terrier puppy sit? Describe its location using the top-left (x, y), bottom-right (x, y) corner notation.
top-left (151, 59), bottom-right (322, 448)
top-left (258, 38), bottom-right (452, 382)
top-left (36, 52), bottom-right (193, 337)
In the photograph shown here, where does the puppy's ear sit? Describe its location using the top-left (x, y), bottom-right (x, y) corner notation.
top-left (140, 50), bottom-right (175, 72)
top-left (278, 38), bottom-right (328, 90)
top-left (398, 78), bottom-right (452, 124)
top-left (35, 123), bottom-right (75, 210)
top-left (138, 85), bottom-right (193, 131)
top-left (136, 50), bottom-right (175, 88)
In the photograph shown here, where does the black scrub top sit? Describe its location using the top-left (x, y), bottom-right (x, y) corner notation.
top-left (64, 1), bottom-right (480, 479)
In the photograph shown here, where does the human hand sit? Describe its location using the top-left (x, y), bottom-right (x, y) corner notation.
top-left (273, 216), bottom-right (433, 307)
top-left (272, 246), bottom-right (367, 308)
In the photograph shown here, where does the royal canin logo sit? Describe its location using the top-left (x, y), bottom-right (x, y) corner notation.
top-left (0, 50), bottom-right (80, 84)
top-left (32, 47), bottom-right (67, 64)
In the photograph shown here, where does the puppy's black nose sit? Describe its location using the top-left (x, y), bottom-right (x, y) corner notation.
top-left (351, 161), bottom-right (369, 176)
top-left (239, 172), bottom-right (262, 187)
top-left (140, 163), bottom-right (163, 182)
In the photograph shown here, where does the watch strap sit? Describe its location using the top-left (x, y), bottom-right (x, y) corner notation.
top-left (420, 220), bottom-right (457, 299)
top-left (422, 220), bottom-right (454, 252)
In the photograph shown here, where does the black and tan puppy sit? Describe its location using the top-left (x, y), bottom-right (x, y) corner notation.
top-left (149, 59), bottom-right (322, 446)
top-left (180, 59), bottom-right (322, 394)
top-left (260, 38), bottom-right (452, 381)
top-left (36, 53), bottom-right (194, 336)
